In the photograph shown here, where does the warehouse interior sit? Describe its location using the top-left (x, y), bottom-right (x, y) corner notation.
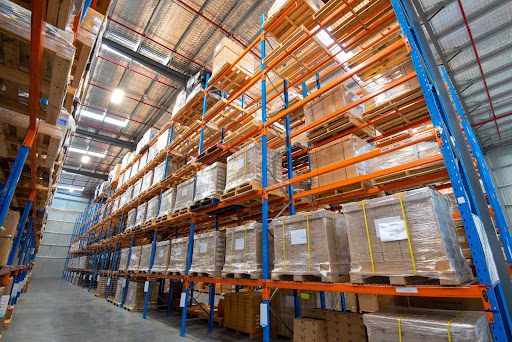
top-left (1, 0), bottom-right (512, 341)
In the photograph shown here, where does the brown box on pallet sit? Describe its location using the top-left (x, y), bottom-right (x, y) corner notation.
top-left (152, 240), bottom-right (171, 272)
top-left (271, 289), bottom-right (319, 337)
top-left (167, 237), bottom-right (188, 274)
top-left (293, 318), bottom-right (327, 342)
top-left (224, 292), bottom-right (262, 337)
top-left (126, 246), bottom-right (142, 272)
top-left (302, 309), bottom-right (367, 342)
top-left (0, 237), bottom-right (13, 267)
top-left (344, 293), bottom-right (359, 312)
top-left (271, 209), bottom-right (350, 282)
top-left (309, 135), bottom-right (373, 189)
top-left (1, 210), bottom-right (19, 237)
top-left (364, 308), bottom-right (491, 342)
top-left (358, 294), bottom-right (404, 313)
top-left (194, 162), bottom-right (226, 202)
top-left (342, 187), bottom-right (473, 284)
top-left (189, 231), bottom-right (225, 277)
top-left (124, 280), bottom-right (158, 311)
top-left (212, 37), bottom-right (255, 78)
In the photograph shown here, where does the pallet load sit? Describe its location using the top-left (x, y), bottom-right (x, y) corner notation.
top-left (191, 162), bottom-right (227, 211)
top-left (141, 170), bottom-right (154, 193)
top-left (157, 187), bottom-right (176, 219)
top-left (152, 160), bottom-right (178, 186)
top-left (222, 222), bottom-right (271, 279)
top-left (302, 308), bottom-right (367, 342)
top-left (167, 237), bottom-right (189, 275)
top-left (124, 280), bottom-right (159, 312)
top-left (342, 187), bottom-right (474, 285)
top-left (173, 178), bottom-right (195, 214)
top-left (138, 244), bottom-right (152, 273)
top-left (363, 308), bottom-right (491, 342)
top-left (304, 85), bottom-right (373, 144)
top-left (95, 276), bottom-right (108, 297)
top-left (293, 318), bottom-right (326, 342)
top-left (145, 196), bottom-right (159, 224)
top-left (222, 142), bottom-right (284, 202)
top-left (266, 0), bottom-right (323, 42)
top-left (126, 246), bottom-right (142, 273)
top-left (0, 210), bottom-right (19, 266)
top-left (271, 209), bottom-right (350, 282)
top-left (189, 231), bottom-right (226, 277)
top-left (152, 240), bottom-right (171, 273)
top-left (134, 202), bottom-right (147, 229)
top-left (125, 208), bottom-right (136, 231)
top-left (271, 289), bottom-right (319, 338)
top-left (223, 291), bottom-right (262, 339)
top-left (309, 134), bottom-right (373, 195)
top-left (113, 278), bottom-right (124, 305)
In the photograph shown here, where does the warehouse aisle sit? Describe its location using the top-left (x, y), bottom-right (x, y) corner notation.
top-left (3, 278), bottom-right (249, 342)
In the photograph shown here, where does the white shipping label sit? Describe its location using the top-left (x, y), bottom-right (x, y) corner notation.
top-left (159, 249), bottom-right (164, 258)
top-left (122, 278), bottom-right (127, 288)
top-left (260, 303), bottom-right (268, 327)
top-left (235, 238), bottom-right (245, 251)
top-left (179, 292), bottom-right (187, 307)
top-left (107, 277), bottom-right (111, 286)
top-left (0, 295), bottom-right (9, 318)
top-left (290, 229), bottom-right (307, 245)
top-left (395, 287), bottom-right (418, 294)
top-left (374, 216), bottom-right (407, 242)
top-left (144, 281), bottom-right (149, 293)
top-left (457, 196), bottom-right (466, 204)
top-left (199, 242), bottom-right (208, 253)
top-left (175, 247), bottom-right (182, 256)
top-left (97, 275), bottom-right (100, 281)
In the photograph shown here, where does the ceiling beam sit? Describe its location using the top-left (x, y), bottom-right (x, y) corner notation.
top-left (102, 37), bottom-right (188, 84)
top-left (75, 128), bottom-right (136, 151)
top-left (62, 167), bottom-right (109, 180)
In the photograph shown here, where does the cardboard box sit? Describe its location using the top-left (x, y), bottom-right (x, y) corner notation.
top-left (344, 293), bottom-right (359, 312)
top-left (0, 237), bottom-right (13, 266)
top-left (271, 209), bottom-right (350, 281)
top-left (126, 246), bottom-right (142, 272)
top-left (138, 244), bottom-right (152, 272)
top-left (271, 289), bottom-right (319, 337)
top-left (158, 187), bottom-right (176, 217)
top-left (173, 178), bottom-right (195, 212)
top-left (301, 309), bottom-right (367, 342)
top-left (2, 210), bottom-right (19, 237)
top-left (194, 162), bottom-right (226, 202)
top-left (212, 37), bottom-right (255, 77)
top-left (342, 187), bottom-right (473, 284)
top-left (364, 308), bottom-right (491, 342)
top-left (167, 237), bottom-right (188, 274)
top-left (145, 196), bottom-right (159, 223)
top-left (309, 135), bottom-right (372, 188)
top-left (293, 318), bottom-right (327, 342)
top-left (152, 240), bottom-right (171, 272)
top-left (189, 231), bottom-right (226, 277)
top-left (124, 280), bottom-right (158, 311)
top-left (358, 294), bottom-right (402, 313)
top-left (224, 292), bottom-right (262, 337)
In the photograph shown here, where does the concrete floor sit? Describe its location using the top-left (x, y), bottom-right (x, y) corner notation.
top-left (2, 278), bottom-right (260, 342)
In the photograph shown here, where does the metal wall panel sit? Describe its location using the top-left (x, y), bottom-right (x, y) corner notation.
top-left (485, 144), bottom-right (512, 227)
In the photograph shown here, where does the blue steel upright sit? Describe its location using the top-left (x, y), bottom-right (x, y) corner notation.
top-left (8, 199), bottom-right (32, 265)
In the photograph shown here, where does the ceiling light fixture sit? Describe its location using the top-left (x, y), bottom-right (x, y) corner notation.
top-left (57, 185), bottom-right (85, 193)
top-left (110, 88), bottom-right (125, 104)
top-left (81, 155), bottom-right (90, 164)
top-left (78, 109), bottom-right (129, 127)
top-left (68, 147), bottom-right (106, 158)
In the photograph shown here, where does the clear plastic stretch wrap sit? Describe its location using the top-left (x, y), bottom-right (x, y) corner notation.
top-left (124, 280), bottom-right (159, 311)
top-left (363, 308), bottom-right (491, 342)
top-left (130, 159), bottom-right (140, 180)
top-left (342, 187), bottom-right (473, 284)
top-left (119, 185), bottom-right (132, 208)
top-left (224, 142), bottom-right (283, 192)
top-left (222, 222), bottom-right (272, 278)
top-left (304, 84), bottom-right (365, 126)
top-left (152, 240), bottom-right (171, 272)
top-left (114, 278), bottom-right (124, 304)
top-left (194, 162), bottom-right (227, 202)
top-left (0, 0), bottom-right (75, 60)
top-left (189, 231), bottom-right (226, 277)
top-left (112, 197), bottom-right (120, 213)
top-left (271, 209), bottom-right (350, 281)
top-left (158, 187), bottom-right (176, 217)
top-left (121, 152), bottom-right (133, 169)
top-left (117, 172), bottom-right (125, 189)
top-left (118, 248), bottom-right (129, 271)
top-left (309, 135), bottom-right (373, 188)
top-left (173, 178), bottom-right (195, 212)
top-left (167, 237), bottom-right (189, 274)
top-left (126, 208), bottom-right (136, 231)
top-left (152, 160), bottom-right (178, 186)
top-left (141, 170), bottom-right (154, 193)
top-left (212, 37), bottom-right (255, 78)
top-left (135, 202), bottom-right (147, 227)
top-left (138, 244), bottom-right (152, 272)
top-left (373, 140), bottom-right (440, 172)
top-left (132, 179), bottom-right (143, 200)
top-left (126, 246), bottom-right (142, 272)
top-left (145, 196), bottom-right (159, 223)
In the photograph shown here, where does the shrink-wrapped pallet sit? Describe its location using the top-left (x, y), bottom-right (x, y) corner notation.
top-left (152, 159), bottom-right (178, 185)
top-left (113, 278), bottom-right (124, 304)
top-left (118, 248), bottom-right (129, 271)
top-left (194, 162), bottom-right (227, 202)
top-left (189, 231), bottom-right (226, 277)
top-left (126, 246), bottom-right (142, 272)
top-left (130, 159), bottom-right (140, 179)
top-left (134, 202), bottom-right (147, 228)
top-left (212, 37), bottom-right (255, 78)
top-left (271, 289), bottom-right (319, 338)
top-left (224, 142), bottom-right (283, 192)
top-left (119, 185), bottom-right (132, 208)
top-left (125, 208), bottom-right (136, 231)
top-left (309, 135), bottom-right (373, 189)
top-left (138, 244), bottom-right (152, 272)
top-left (222, 222), bottom-right (271, 279)
top-left (124, 280), bottom-right (159, 311)
top-left (112, 197), bottom-right (120, 213)
top-left (152, 240), bottom-right (171, 272)
top-left (342, 187), bottom-right (473, 284)
top-left (158, 187), bottom-right (176, 217)
top-left (167, 237), bottom-right (189, 274)
top-left (173, 178), bottom-right (195, 212)
top-left (141, 170), bottom-right (154, 193)
top-left (363, 308), bottom-right (490, 342)
top-left (132, 179), bottom-right (143, 199)
top-left (271, 209), bottom-right (350, 282)
top-left (136, 129), bottom-right (157, 154)
top-left (373, 139), bottom-right (440, 172)
top-left (145, 196), bottom-right (159, 223)
top-left (121, 152), bottom-right (133, 169)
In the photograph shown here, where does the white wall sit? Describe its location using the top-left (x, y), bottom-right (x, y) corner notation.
top-left (32, 192), bottom-right (90, 278)
top-left (485, 144), bottom-right (512, 229)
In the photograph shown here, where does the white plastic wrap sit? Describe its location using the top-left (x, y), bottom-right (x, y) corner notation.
top-left (135, 202), bottom-right (147, 228)
top-left (364, 308), bottom-right (491, 342)
top-left (272, 209), bottom-right (350, 281)
top-left (172, 90), bottom-right (188, 117)
top-left (222, 222), bottom-right (271, 278)
top-left (136, 128), bottom-right (157, 154)
top-left (173, 178), bottom-right (195, 212)
top-left (0, 0), bottom-right (75, 60)
top-left (152, 160), bottom-right (178, 186)
top-left (127, 246), bottom-right (142, 272)
top-left (373, 140), bottom-right (440, 172)
top-left (189, 231), bottom-right (226, 277)
top-left (194, 162), bottom-right (227, 202)
top-left (224, 142), bottom-right (283, 192)
top-left (138, 244), bottom-right (152, 272)
top-left (141, 170), bottom-right (154, 193)
top-left (112, 197), bottom-right (120, 213)
top-left (118, 248), bottom-right (129, 271)
top-left (121, 152), bottom-right (133, 170)
top-left (130, 159), bottom-right (140, 180)
top-left (126, 208), bottom-right (136, 231)
top-left (342, 187), bottom-right (473, 284)
top-left (167, 237), bottom-right (189, 274)
top-left (155, 129), bottom-right (169, 154)
top-left (145, 196), bottom-right (159, 223)
top-left (153, 240), bottom-right (171, 272)
top-left (132, 179), bottom-right (143, 200)
top-left (158, 187), bottom-right (176, 217)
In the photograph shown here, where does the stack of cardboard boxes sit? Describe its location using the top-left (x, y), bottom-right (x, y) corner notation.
top-left (223, 292), bottom-right (262, 338)
top-left (0, 211), bottom-right (19, 266)
top-left (300, 309), bottom-right (367, 342)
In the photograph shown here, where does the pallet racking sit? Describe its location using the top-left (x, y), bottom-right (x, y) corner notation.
top-left (64, 0), bottom-right (512, 341)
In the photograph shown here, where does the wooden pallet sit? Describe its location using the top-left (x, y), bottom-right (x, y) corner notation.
top-left (188, 272), bottom-right (221, 278)
top-left (264, 0), bottom-right (321, 42)
top-left (221, 182), bottom-right (287, 205)
top-left (307, 114), bottom-right (376, 144)
top-left (210, 62), bottom-right (255, 98)
top-left (371, 159), bottom-right (447, 188)
top-left (350, 273), bottom-right (471, 286)
top-left (189, 198), bottom-right (220, 212)
top-left (224, 326), bottom-right (263, 340)
top-left (271, 273), bottom-right (350, 283)
top-left (167, 271), bottom-right (185, 276)
top-left (222, 272), bottom-right (261, 280)
top-left (313, 181), bottom-right (371, 202)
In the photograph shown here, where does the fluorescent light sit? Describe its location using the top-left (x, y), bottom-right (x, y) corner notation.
top-left (58, 185), bottom-right (85, 193)
top-left (68, 147), bottom-right (106, 158)
top-left (316, 29), bottom-right (334, 46)
top-left (104, 116), bottom-right (128, 127)
top-left (80, 109), bottom-right (104, 121)
top-left (111, 88), bottom-right (125, 104)
top-left (81, 155), bottom-right (90, 164)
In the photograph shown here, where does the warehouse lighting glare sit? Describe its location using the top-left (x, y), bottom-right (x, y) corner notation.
top-left (80, 109), bottom-right (104, 121)
top-left (79, 109), bottom-right (129, 127)
top-left (104, 116), bottom-right (129, 127)
top-left (81, 155), bottom-right (90, 164)
top-left (110, 88), bottom-right (125, 104)
top-left (58, 185), bottom-right (85, 193)
top-left (68, 147), bottom-right (106, 158)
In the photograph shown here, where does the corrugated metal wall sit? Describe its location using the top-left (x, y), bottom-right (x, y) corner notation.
top-left (485, 144), bottom-right (512, 227)
top-left (31, 192), bottom-right (90, 278)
